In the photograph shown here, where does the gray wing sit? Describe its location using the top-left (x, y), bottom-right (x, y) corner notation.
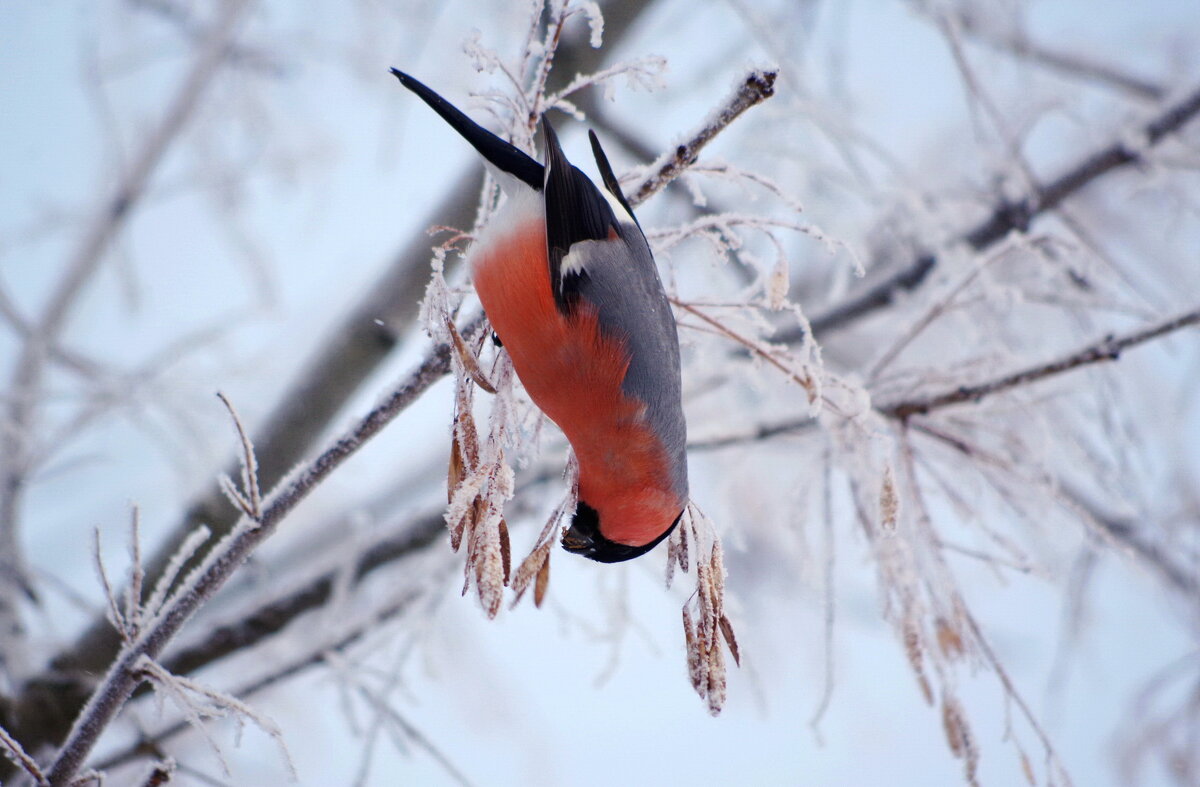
top-left (570, 229), bottom-right (689, 500)
top-left (541, 122), bottom-right (688, 499)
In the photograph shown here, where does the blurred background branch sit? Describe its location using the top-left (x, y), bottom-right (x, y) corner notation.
top-left (2, 0), bottom-right (1199, 784)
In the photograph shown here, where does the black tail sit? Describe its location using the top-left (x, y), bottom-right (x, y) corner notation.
top-left (588, 129), bottom-right (639, 227)
top-left (390, 69), bottom-right (543, 190)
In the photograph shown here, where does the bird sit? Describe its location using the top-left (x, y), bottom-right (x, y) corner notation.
top-left (391, 69), bottom-right (688, 563)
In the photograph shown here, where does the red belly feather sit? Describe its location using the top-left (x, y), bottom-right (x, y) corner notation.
top-left (471, 218), bottom-right (680, 546)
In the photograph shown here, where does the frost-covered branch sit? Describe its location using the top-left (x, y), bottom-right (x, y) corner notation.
top-left (133, 655), bottom-right (294, 779)
top-left (94, 589), bottom-right (425, 774)
top-left (43, 348), bottom-right (453, 785)
top-left (0, 0), bottom-right (253, 687)
top-left (627, 69), bottom-right (778, 206)
top-left (880, 307), bottom-right (1200, 419)
top-left (15, 34), bottom-right (777, 777)
top-left (797, 82), bottom-right (1200, 340)
top-left (693, 308), bottom-right (1200, 459)
top-left (160, 510), bottom-right (444, 678)
top-left (0, 721), bottom-right (46, 785)
top-left (65, 0), bottom-right (664, 676)
top-left (952, 8), bottom-right (1166, 101)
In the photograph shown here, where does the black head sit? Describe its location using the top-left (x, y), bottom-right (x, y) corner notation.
top-left (561, 501), bottom-right (681, 563)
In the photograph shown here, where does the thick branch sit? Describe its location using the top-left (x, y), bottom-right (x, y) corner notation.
top-left (798, 82), bottom-right (1200, 339)
top-left (881, 307), bottom-right (1200, 419)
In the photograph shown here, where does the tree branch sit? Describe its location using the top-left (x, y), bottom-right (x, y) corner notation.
top-left (688, 415), bottom-right (816, 451)
top-left (92, 590), bottom-right (423, 775)
top-left (954, 9), bottom-right (1166, 101)
top-left (43, 346), bottom-right (453, 785)
top-left (25, 62), bottom-right (779, 782)
top-left (0, 0), bottom-right (252, 704)
top-left (628, 69), bottom-right (777, 206)
top-left (62, 0), bottom-right (664, 679)
top-left (793, 82), bottom-right (1200, 340)
top-left (160, 510), bottom-right (444, 678)
top-left (695, 308), bottom-right (1200, 450)
top-left (880, 307), bottom-right (1200, 419)
top-left (0, 721), bottom-right (46, 785)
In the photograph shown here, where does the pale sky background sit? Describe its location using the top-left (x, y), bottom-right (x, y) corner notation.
top-left (2, 1), bottom-right (1198, 784)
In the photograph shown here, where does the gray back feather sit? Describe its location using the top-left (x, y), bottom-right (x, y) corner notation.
top-left (570, 231), bottom-right (689, 499)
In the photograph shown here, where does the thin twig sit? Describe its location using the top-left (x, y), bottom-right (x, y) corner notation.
top-left (881, 307), bottom-right (1200, 419)
top-left (688, 415), bottom-right (816, 451)
top-left (160, 511), bottom-right (444, 678)
top-left (93, 592), bottom-right (427, 773)
top-left (954, 9), bottom-right (1165, 101)
top-left (796, 83), bottom-right (1200, 339)
top-left (354, 686), bottom-right (475, 787)
top-left (628, 69), bottom-right (778, 206)
top-left (0, 722), bottom-right (47, 785)
top-left (214, 392), bottom-right (262, 521)
top-left (673, 298), bottom-right (816, 396)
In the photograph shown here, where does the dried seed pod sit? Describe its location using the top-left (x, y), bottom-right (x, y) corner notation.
top-left (534, 554), bottom-right (550, 608)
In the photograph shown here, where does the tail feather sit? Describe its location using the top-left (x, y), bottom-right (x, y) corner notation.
top-left (390, 69), bottom-right (544, 190)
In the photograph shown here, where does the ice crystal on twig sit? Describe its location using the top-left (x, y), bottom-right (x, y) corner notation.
top-left (135, 654), bottom-right (296, 780)
top-left (215, 391), bottom-right (262, 522)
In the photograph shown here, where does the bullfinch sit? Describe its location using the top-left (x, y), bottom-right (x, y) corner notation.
top-left (392, 69), bottom-right (688, 563)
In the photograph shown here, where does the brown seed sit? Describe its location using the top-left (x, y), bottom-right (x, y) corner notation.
top-left (936, 617), bottom-right (965, 659)
top-left (498, 518), bottom-right (512, 586)
top-left (719, 614), bottom-right (741, 667)
top-left (534, 553), bottom-right (550, 608)
top-left (447, 315), bottom-right (497, 393)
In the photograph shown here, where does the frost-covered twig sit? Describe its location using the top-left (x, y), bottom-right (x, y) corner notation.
top-left (688, 414), bottom-right (816, 451)
top-left (627, 69), bottom-right (778, 206)
top-left (133, 655), bottom-right (294, 779)
top-left (952, 8), bottom-right (1166, 101)
top-left (1066, 492), bottom-right (1200, 602)
top-left (43, 346), bottom-right (453, 785)
top-left (800, 82), bottom-right (1200, 339)
top-left (0, 721), bottom-right (47, 785)
top-left (215, 392), bottom-right (262, 522)
top-left (881, 306), bottom-right (1200, 419)
top-left (0, 0), bottom-right (253, 692)
top-left (672, 298), bottom-right (817, 401)
top-left (161, 510), bottom-right (444, 678)
top-left (95, 589), bottom-right (429, 774)
top-left (353, 686), bottom-right (474, 787)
